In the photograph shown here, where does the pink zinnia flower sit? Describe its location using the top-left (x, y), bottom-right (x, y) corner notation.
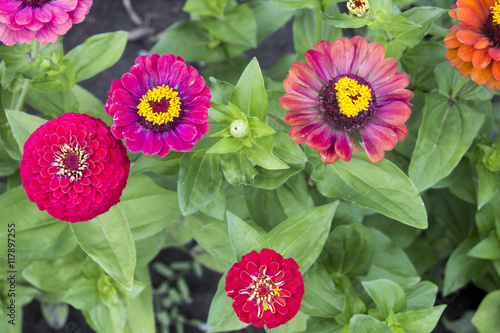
top-left (0, 0), bottom-right (93, 46)
top-left (280, 36), bottom-right (413, 164)
top-left (225, 249), bottom-right (304, 329)
top-left (20, 113), bottom-right (130, 223)
top-left (104, 54), bottom-right (211, 156)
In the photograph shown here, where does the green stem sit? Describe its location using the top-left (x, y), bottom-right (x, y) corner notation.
top-left (13, 40), bottom-right (40, 111)
top-left (451, 78), bottom-right (468, 101)
top-left (315, 6), bottom-right (322, 43)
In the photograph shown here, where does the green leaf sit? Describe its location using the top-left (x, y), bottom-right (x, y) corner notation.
top-left (276, 174), bottom-right (314, 218)
top-left (150, 21), bottom-right (226, 63)
top-left (336, 289), bottom-right (366, 325)
top-left (409, 94), bottom-right (485, 191)
top-left (25, 88), bottom-right (78, 118)
top-left (231, 57), bottom-right (267, 121)
top-left (0, 42), bottom-right (42, 78)
top-left (443, 235), bottom-right (491, 295)
top-left (87, 300), bottom-right (127, 333)
top-left (272, 0), bottom-right (320, 9)
top-left (178, 151), bottom-right (222, 215)
top-left (183, 0), bottom-right (228, 16)
top-left (348, 314), bottom-right (393, 333)
top-left (124, 267), bottom-right (155, 333)
top-left (0, 187), bottom-right (78, 261)
top-left (200, 188), bottom-right (226, 220)
top-left (471, 289), bottom-right (500, 333)
top-left (252, 163), bottom-right (304, 189)
top-left (311, 154), bottom-right (427, 229)
top-left (243, 136), bottom-right (289, 170)
top-left (6, 110), bottom-right (47, 152)
top-left (371, 9), bottom-right (421, 31)
top-left (264, 202), bottom-right (338, 272)
top-left (207, 137), bottom-right (245, 154)
top-left (322, 224), bottom-right (374, 277)
top-left (248, 118), bottom-right (275, 138)
top-left (248, 1), bottom-right (294, 43)
top-left (71, 85), bottom-right (110, 126)
top-left (209, 77), bottom-right (235, 104)
top-left (321, 13), bottom-right (372, 29)
top-left (220, 151), bottom-right (258, 185)
top-left (30, 58), bottom-right (75, 92)
top-left (244, 187), bottom-right (288, 231)
top-left (203, 4), bottom-right (257, 48)
top-left (396, 305), bottom-right (446, 333)
top-left (476, 162), bottom-right (500, 210)
top-left (272, 131), bottom-right (307, 165)
top-left (130, 151), bottom-right (182, 175)
top-left (306, 317), bottom-right (343, 333)
top-left (40, 302), bottom-right (69, 330)
top-left (468, 231), bottom-right (500, 260)
top-left (0, 143), bottom-right (18, 177)
top-left (301, 261), bottom-right (344, 317)
top-left (227, 211), bottom-right (270, 260)
top-left (65, 31), bottom-right (128, 82)
top-left (400, 41), bottom-right (446, 75)
top-left (363, 279), bottom-right (407, 320)
top-left (70, 208), bottom-right (137, 290)
top-left (405, 281), bottom-right (439, 311)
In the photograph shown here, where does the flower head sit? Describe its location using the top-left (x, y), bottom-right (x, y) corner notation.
top-left (225, 249), bottom-right (304, 329)
top-left (20, 112), bottom-right (130, 222)
top-left (347, 0), bottom-right (370, 18)
top-left (0, 0), bottom-right (93, 46)
top-left (104, 54), bottom-right (211, 156)
top-left (279, 36), bottom-right (413, 164)
top-left (444, 0), bottom-right (500, 89)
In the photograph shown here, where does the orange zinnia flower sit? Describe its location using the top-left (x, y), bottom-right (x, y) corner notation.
top-left (445, 0), bottom-right (500, 89)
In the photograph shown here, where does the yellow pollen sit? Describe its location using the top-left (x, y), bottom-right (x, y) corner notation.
top-left (137, 85), bottom-right (181, 125)
top-left (334, 77), bottom-right (372, 118)
top-left (492, 1), bottom-right (500, 25)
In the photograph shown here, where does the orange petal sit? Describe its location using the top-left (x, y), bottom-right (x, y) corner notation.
top-left (444, 31), bottom-right (462, 48)
top-left (457, 61), bottom-right (473, 77)
top-left (449, 9), bottom-right (458, 20)
top-left (457, 7), bottom-right (484, 27)
top-left (457, 0), bottom-right (489, 17)
top-left (474, 37), bottom-right (490, 49)
top-left (471, 65), bottom-right (492, 84)
top-left (457, 29), bottom-right (484, 45)
top-left (492, 60), bottom-right (500, 80)
top-left (472, 48), bottom-right (492, 69)
top-left (446, 48), bottom-right (459, 61)
top-left (457, 44), bottom-right (475, 61)
top-left (484, 0), bottom-right (496, 9)
top-left (489, 47), bottom-right (500, 60)
top-left (486, 76), bottom-right (500, 89)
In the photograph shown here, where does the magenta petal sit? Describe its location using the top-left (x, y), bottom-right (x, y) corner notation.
top-left (158, 136), bottom-right (171, 157)
top-left (143, 131), bottom-right (159, 155)
top-left (283, 110), bottom-right (320, 125)
top-left (377, 89), bottom-right (414, 105)
top-left (331, 38), bottom-right (355, 75)
top-left (177, 66), bottom-right (198, 92)
top-left (374, 72), bottom-right (409, 95)
top-left (284, 76), bottom-right (319, 100)
top-left (168, 60), bottom-right (188, 88)
top-left (307, 123), bottom-right (331, 151)
top-left (113, 110), bottom-right (138, 126)
top-left (335, 131), bottom-right (353, 161)
top-left (288, 62), bottom-right (323, 91)
top-left (157, 54), bottom-right (175, 85)
top-left (375, 101), bottom-right (411, 125)
top-left (183, 76), bottom-right (205, 96)
top-left (367, 58), bottom-right (397, 87)
top-left (313, 40), bottom-right (335, 78)
top-left (145, 54), bottom-right (160, 83)
top-left (112, 88), bottom-right (137, 108)
top-left (125, 137), bottom-right (145, 153)
top-left (350, 36), bottom-right (368, 74)
top-left (357, 42), bottom-right (385, 78)
top-left (359, 128), bottom-right (385, 163)
top-left (363, 123), bottom-right (397, 151)
top-left (279, 94), bottom-right (318, 111)
top-left (372, 118), bottom-right (408, 142)
top-left (289, 120), bottom-right (323, 144)
top-left (15, 6), bottom-right (32, 25)
top-left (121, 73), bottom-right (143, 98)
top-left (320, 144), bottom-right (340, 164)
top-left (183, 110), bottom-right (209, 124)
top-left (165, 131), bottom-right (183, 151)
top-left (130, 63), bottom-right (152, 91)
top-left (122, 124), bottom-right (143, 141)
top-left (175, 123), bottom-right (197, 142)
top-left (305, 49), bottom-right (331, 83)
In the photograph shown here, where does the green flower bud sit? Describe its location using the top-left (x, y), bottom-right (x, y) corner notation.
top-left (229, 119), bottom-right (249, 138)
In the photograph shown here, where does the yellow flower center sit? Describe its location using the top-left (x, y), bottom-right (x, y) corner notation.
top-left (335, 77), bottom-right (372, 118)
top-left (347, 0), bottom-right (370, 18)
top-left (137, 85), bottom-right (181, 125)
top-left (492, 1), bottom-right (500, 25)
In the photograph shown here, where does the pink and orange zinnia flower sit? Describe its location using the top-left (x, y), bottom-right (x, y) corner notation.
top-left (445, 0), bottom-right (500, 89)
top-left (280, 36), bottom-right (413, 164)
top-left (20, 113), bottom-right (130, 222)
top-left (0, 0), bottom-right (92, 46)
top-left (225, 249), bottom-right (304, 329)
top-left (105, 54), bottom-right (211, 156)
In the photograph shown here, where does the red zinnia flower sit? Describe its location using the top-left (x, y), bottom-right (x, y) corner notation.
top-left (20, 113), bottom-right (130, 222)
top-left (444, 0), bottom-right (500, 89)
top-left (225, 249), bottom-right (304, 329)
top-left (280, 36), bottom-right (413, 164)
top-left (0, 0), bottom-right (93, 46)
top-left (104, 54), bottom-right (211, 156)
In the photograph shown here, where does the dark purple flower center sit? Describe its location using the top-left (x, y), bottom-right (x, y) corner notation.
top-left (21, 0), bottom-right (52, 7)
top-left (482, 13), bottom-right (500, 48)
top-left (318, 74), bottom-right (377, 131)
top-left (52, 143), bottom-right (90, 182)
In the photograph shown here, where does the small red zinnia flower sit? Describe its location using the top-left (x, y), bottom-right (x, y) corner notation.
top-left (104, 54), bottom-right (211, 156)
top-left (20, 112), bottom-right (130, 222)
top-left (280, 36), bottom-right (413, 164)
top-left (0, 0), bottom-right (93, 46)
top-left (445, 0), bottom-right (500, 89)
top-left (225, 249), bottom-right (304, 329)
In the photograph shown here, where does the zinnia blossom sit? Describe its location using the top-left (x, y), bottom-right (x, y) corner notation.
top-left (445, 0), bottom-right (500, 89)
top-left (225, 249), bottom-right (304, 329)
top-left (0, 0), bottom-right (92, 46)
top-left (279, 36), bottom-right (413, 164)
top-left (104, 54), bottom-right (210, 156)
top-left (20, 113), bottom-right (130, 222)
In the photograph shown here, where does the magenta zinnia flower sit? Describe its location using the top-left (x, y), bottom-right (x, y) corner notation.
top-left (104, 54), bottom-right (210, 156)
top-left (280, 36), bottom-right (413, 164)
top-left (0, 0), bottom-right (92, 46)
top-left (225, 249), bottom-right (304, 329)
top-left (20, 113), bottom-right (130, 222)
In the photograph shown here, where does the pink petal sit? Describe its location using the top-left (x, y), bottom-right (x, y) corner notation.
top-left (165, 131), bottom-right (183, 151)
top-left (288, 62), bottom-right (323, 91)
top-left (357, 42), bottom-right (385, 78)
top-left (307, 123), bottom-right (331, 151)
top-left (283, 76), bottom-right (319, 100)
top-left (143, 131), bottom-right (163, 155)
top-left (359, 128), bottom-right (385, 163)
top-left (15, 6), bottom-right (32, 25)
top-left (113, 110), bottom-right (138, 126)
top-left (289, 120), bottom-right (323, 144)
top-left (283, 110), bottom-right (320, 125)
top-left (331, 37), bottom-right (355, 75)
top-left (489, 47), bottom-right (500, 61)
top-left (157, 54), bottom-right (176, 85)
top-left (350, 36), bottom-right (368, 74)
top-left (335, 131), bottom-right (353, 161)
top-left (305, 49), bottom-right (331, 83)
top-left (374, 101), bottom-right (411, 125)
top-left (121, 72), bottom-right (143, 98)
top-left (175, 123), bottom-right (197, 142)
top-left (167, 60), bottom-right (188, 88)
top-left (313, 40), bottom-right (335, 78)
top-left (125, 137), bottom-right (145, 153)
top-left (367, 58), bottom-right (397, 87)
top-left (279, 94), bottom-right (318, 111)
top-left (374, 72), bottom-right (409, 95)
top-left (363, 123), bottom-right (398, 151)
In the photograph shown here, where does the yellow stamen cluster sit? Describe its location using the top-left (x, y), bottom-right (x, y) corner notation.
top-left (52, 143), bottom-right (90, 182)
top-left (240, 273), bottom-right (284, 314)
top-left (492, 1), bottom-right (500, 25)
top-left (137, 85), bottom-right (181, 125)
top-left (335, 77), bottom-right (372, 118)
top-left (347, 0), bottom-right (370, 18)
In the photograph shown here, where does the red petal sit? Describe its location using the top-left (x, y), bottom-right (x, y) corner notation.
top-left (335, 131), bottom-right (353, 161)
